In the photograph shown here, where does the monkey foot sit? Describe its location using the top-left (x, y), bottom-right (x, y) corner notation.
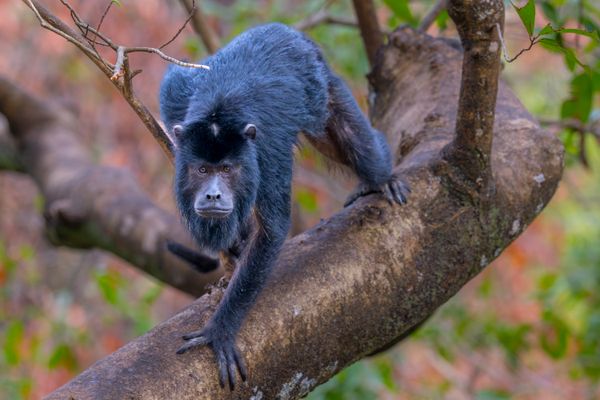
top-left (176, 324), bottom-right (247, 390)
top-left (344, 175), bottom-right (410, 207)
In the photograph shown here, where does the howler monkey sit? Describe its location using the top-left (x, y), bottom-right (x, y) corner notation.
top-left (159, 23), bottom-right (409, 390)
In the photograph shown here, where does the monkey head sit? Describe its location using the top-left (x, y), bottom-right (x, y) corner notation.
top-left (172, 115), bottom-right (259, 251)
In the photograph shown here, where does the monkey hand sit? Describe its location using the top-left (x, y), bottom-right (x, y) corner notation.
top-left (344, 174), bottom-right (410, 207)
top-left (176, 322), bottom-right (247, 390)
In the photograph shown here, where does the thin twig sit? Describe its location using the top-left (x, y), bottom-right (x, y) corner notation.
top-left (124, 47), bottom-right (209, 69)
top-left (496, 22), bottom-right (541, 63)
top-left (418, 0), bottom-right (447, 33)
top-left (24, 0), bottom-right (100, 63)
top-left (96, 0), bottom-right (114, 38)
top-left (540, 118), bottom-right (600, 139)
top-left (22, 0), bottom-right (212, 161)
top-left (178, 0), bottom-right (220, 54)
top-left (161, 0), bottom-right (196, 49)
top-left (294, 9), bottom-right (358, 31)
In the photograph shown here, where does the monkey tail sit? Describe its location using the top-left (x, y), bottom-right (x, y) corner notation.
top-left (166, 241), bottom-right (220, 273)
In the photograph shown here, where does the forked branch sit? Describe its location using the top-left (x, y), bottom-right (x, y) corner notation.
top-left (22, 0), bottom-right (210, 162)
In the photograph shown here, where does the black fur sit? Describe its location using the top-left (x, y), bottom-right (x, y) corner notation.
top-left (166, 240), bottom-right (219, 273)
top-left (159, 23), bottom-right (408, 390)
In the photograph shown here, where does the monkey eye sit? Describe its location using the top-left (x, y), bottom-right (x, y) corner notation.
top-left (222, 165), bottom-right (231, 173)
top-left (199, 166), bottom-right (208, 174)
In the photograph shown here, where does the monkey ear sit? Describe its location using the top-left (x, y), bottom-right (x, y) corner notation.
top-left (173, 124), bottom-right (184, 140)
top-left (243, 124), bottom-right (257, 140)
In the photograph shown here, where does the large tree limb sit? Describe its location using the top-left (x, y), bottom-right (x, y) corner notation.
top-left (45, 0), bottom-right (563, 397)
top-left (0, 77), bottom-right (220, 296)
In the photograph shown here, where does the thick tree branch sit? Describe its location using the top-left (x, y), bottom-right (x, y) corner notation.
top-left (46, 19), bottom-right (563, 400)
top-left (179, 0), bottom-right (221, 54)
top-left (442, 0), bottom-right (504, 194)
top-left (351, 0), bottom-right (383, 66)
top-left (0, 77), bottom-right (220, 296)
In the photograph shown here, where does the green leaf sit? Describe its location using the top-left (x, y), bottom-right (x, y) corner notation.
top-left (540, 1), bottom-right (559, 25)
top-left (436, 10), bottom-right (449, 31)
top-left (540, 314), bottom-right (569, 359)
top-left (94, 270), bottom-right (123, 305)
top-left (476, 390), bottom-right (511, 400)
top-left (556, 28), bottom-right (600, 41)
top-left (561, 73), bottom-right (594, 122)
top-left (295, 188), bottom-right (318, 213)
top-left (48, 343), bottom-right (78, 371)
top-left (3, 321), bottom-right (24, 365)
top-left (539, 38), bottom-right (588, 71)
top-left (382, 0), bottom-right (416, 25)
top-left (111, 0), bottom-right (122, 6)
top-left (511, 0), bottom-right (536, 37)
top-left (539, 23), bottom-right (555, 36)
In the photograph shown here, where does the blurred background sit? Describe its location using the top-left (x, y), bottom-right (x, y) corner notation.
top-left (0, 0), bottom-right (599, 398)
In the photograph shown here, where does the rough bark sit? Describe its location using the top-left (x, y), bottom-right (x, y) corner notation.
top-left (0, 78), bottom-right (220, 296)
top-left (44, 7), bottom-right (563, 400)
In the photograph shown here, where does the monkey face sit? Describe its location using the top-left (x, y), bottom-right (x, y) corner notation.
top-left (185, 162), bottom-right (239, 219)
top-left (173, 124), bottom-right (259, 250)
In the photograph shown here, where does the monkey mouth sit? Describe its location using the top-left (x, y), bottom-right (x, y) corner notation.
top-left (195, 207), bottom-right (233, 219)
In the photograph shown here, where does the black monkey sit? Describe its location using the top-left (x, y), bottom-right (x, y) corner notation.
top-left (159, 23), bottom-right (409, 390)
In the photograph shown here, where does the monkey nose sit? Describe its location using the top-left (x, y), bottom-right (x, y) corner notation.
top-left (206, 193), bottom-right (222, 201)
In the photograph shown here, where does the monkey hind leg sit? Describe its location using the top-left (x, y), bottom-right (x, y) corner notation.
top-left (317, 72), bottom-right (410, 206)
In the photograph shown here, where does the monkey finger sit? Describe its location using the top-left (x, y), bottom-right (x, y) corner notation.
top-left (176, 336), bottom-right (210, 354)
top-left (394, 180), bottom-right (411, 204)
top-left (381, 185), bottom-right (395, 205)
top-left (233, 346), bottom-right (248, 382)
top-left (390, 182), bottom-right (407, 205)
top-left (182, 330), bottom-right (206, 340)
top-left (217, 349), bottom-right (229, 389)
top-left (226, 351), bottom-right (237, 390)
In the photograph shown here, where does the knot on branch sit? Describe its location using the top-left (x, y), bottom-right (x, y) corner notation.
top-left (448, 0), bottom-right (504, 45)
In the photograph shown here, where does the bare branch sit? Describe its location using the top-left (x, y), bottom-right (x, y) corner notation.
top-left (496, 23), bottom-right (542, 63)
top-left (418, 0), bottom-right (447, 33)
top-left (178, 0), bottom-right (221, 54)
top-left (22, 0), bottom-right (213, 162)
top-left (294, 9), bottom-right (358, 31)
top-left (540, 118), bottom-right (600, 139)
top-left (23, 0), bottom-right (102, 64)
top-left (124, 47), bottom-right (210, 69)
top-left (95, 0), bottom-right (114, 35)
top-left (160, 0), bottom-right (197, 49)
top-left (351, 0), bottom-right (383, 66)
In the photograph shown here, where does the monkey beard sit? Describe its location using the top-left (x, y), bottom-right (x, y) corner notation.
top-left (177, 175), bottom-right (258, 253)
